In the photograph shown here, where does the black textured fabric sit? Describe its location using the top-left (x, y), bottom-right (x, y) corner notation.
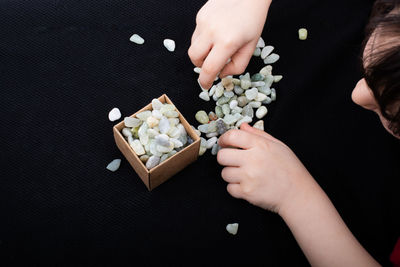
top-left (1, 0), bottom-right (399, 266)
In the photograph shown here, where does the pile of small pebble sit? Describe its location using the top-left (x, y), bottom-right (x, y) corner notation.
top-left (193, 37), bottom-right (282, 156)
top-left (121, 99), bottom-right (191, 170)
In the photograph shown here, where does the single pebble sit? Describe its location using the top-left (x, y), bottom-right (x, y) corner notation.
top-left (242, 104), bottom-right (254, 118)
top-left (217, 120), bottom-right (228, 135)
top-left (152, 109), bottom-right (163, 119)
top-left (256, 106), bottom-right (268, 119)
top-left (237, 96), bottom-right (249, 107)
top-left (226, 223), bottom-right (239, 235)
top-left (136, 110), bottom-right (152, 121)
top-left (155, 134), bottom-right (170, 147)
top-left (106, 159), bottom-right (121, 172)
top-left (122, 127), bottom-right (133, 137)
top-left (251, 73), bottom-right (265, 82)
top-left (236, 116), bottom-right (252, 127)
top-left (256, 37), bottom-right (265, 48)
top-left (199, 146), bottom-right (207, 156)
top-left (139, 155), bottom-right (149, 164)
top-left (217, 96), bottom-right (230, 106)
top-left (165, 110), bottom-right (179, 118)
top-left (163, 39), bottom-right (175, 52)
top-left (130, 34), bottom-right (144, 44)
top-left (151, 98), bottom-right (163, 110)
top-left (261, 45), bottom-right (274, 59)
top-left (108, 107), bottom-right (121, 122)
top-left (249, 101), bottom-right (262, 108)
top-left (194, 67), bottom-right (201, 74)
top-left (224, 90), bottom-right (235, 98)
top-left (159, 116), bottom-right (171, 134)
top-left (253, 47), bottom-right (261, 57)
top-left (260, 65), bottom-right (273, 76)
top-left (211, 143), bottom-right (220, 155)
top-left (251, 81), bottom-right (265, 87)
top-left (222, 104), bottom-right (230, 115)
top-left (215, 106), bottom-right (224, 118)
top-left (206, 132), bottom-right (218, 138)
top-left (271, 88), bottom-right (277, 101)
top-left (258, 86), bottom-right (271, 95)
top-left (131, 139), bottom-right (145, 156)
top-left (198, 124), bottom-right (209, 133)
top-left (245, 88), bottom-right (258, 101)
top-left (264, 53), bottom-right (280, 64)
top-left (274, 75), bottom-right (283, 83)
top-left (262, 96), bottom-right (272, 105)
top-left (171, 138), bottom-right (183, 148)
top-left (255, 92), bottom-right (268, 102)
top-left (264, 74), bottom-right (274, 88)
top-left (208, 120), bottom-right (218, 132)
top-left (208, 111), bottom-right (218, 121)
top-left (209, 85), bottom-right (216, 97)
top-left (229, 100), bottom-right (238, 109)
top-left (206, 137), bottom-right (218, 149)
top-left (234, 85), bottom-right (244, 95)
top-left (124, 117), bottom-right (141, 127)
top-left (222, 76), bottom-right (234, 91)
top-left (298, 28), bottom-right (308, 40)
top-left (215, 84), bottom-right (224, 97)
top-left (253, 120), bottom-right (264, 131)
top-left (199, 91), bottom-right (210, 101)
top-left (146, 116), bottom-right (159, 128)
top-left (160, 154), bottom-right (169, 163)
top-left (195, 110), bottom-right (209, 124)
top-left (146, 155), bottom-right (160, 169)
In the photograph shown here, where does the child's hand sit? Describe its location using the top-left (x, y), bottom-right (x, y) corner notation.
top-left (189, 0), bottom-right (272, 89)
top-left (217, 123), bottom-right (314, 213)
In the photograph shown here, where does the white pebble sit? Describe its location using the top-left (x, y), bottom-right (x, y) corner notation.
top-left (108, 107), bottom-right (121, 122)
top-left (131, 139), bottom-right (145, 156)
top-left (199, 91), bottom-right (210, 101)
top-left (229, 100), bottom-right (238, 109)
top-left (256, 37), bottom-right (265, 48)
top-left (163, 39), bottom-right (176, 52)
top-left (194, 67), bottom-right (202, 74)
top-left (274, 75), bottom-right (283, 83)
top-left (249, 101), bottom-right (262, 108)
top-left (271, 88), bottom-right (277, 101)
top-left (155, 134), bottom-right (170, 147)
top-left (146, 116), bottom-right (159, 128)
top-left (264, 53), bottom-right (280, 64)
top-left (255, 92), bottom-right (268, 102)
top-left (261, 45), bottom-right (274, 59)
top-left (159, 116), bottom-right (170, 134)
top-left (256, 106), bottom-right (268, 119)
top-left (122, 128), bottom-right (132, 137)
top-left (152, 109), bottom-right (163, 119)
top-left (209, 85), bottom-right (216, 96)
top-left (206, 137), bottom-right (218, 149)
top-left (253, 120), bottom-right (264, 131)
top-left (151, 98), bottom-right (163, 110)
top-left (146, 155), bottom-right (160, 169)
top-left (129, 34), bottom-right (144, 44)
top-left (226, 223), bottom-right (239, 235)
top-left (124, 117), bottom-right (141, 127)
top-left (136, 110), bottom-right (152, 121)
top-left (236, 116), bottom-right (252, 127)
top-left (106, 159), bottom-right (121, 172)
top-left (245, 87), bottom-right (258, 101)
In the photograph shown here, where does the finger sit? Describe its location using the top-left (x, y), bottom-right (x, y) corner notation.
top-left (191, 27), bottom-right (201, 44)
top-left (199, 44), bottom-right (237, 90)
top-left (227, 183), bottom-right (243, 199)
top-left (240, 123), bottom-right (277, 143)
top-left (219, 41), bottom-right (256, 77)
top-left (218, 129), bottom-right (258, 149)
top-left (188, 35), bottom-right (212, 68)
top-left (221, 167), bottom-right (242, 184)
top-left (217, 148), bottom-right (245, 167)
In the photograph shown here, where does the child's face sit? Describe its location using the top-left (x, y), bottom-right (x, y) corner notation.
top-left (351, 30), bottom-right (400, 139)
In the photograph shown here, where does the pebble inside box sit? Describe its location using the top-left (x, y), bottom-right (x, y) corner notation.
top-left (113, 94), bottom-right (201, 190)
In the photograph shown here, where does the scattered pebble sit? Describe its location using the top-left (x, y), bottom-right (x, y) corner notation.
top-left (194, 40), bottom-right (282, 156)
top-left (106, 159), bottom-right (121, 172)
top-left (298, 28), bottom-right (308, 40)
top-left (108, 107), bottom-right (121, 122)
top-left (163, 39), bottom-right (176, 52)
top-left (226, 223), bottom-right (239, 235)
top-left (130, 34), bottom-right (144, 44)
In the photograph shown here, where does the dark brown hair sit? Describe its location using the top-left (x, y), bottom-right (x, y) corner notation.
top-left (362, 0), bottom-right (400, 136)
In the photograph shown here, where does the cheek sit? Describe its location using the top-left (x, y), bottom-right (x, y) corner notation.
top-left (351, 79), bottom-right (378, 111)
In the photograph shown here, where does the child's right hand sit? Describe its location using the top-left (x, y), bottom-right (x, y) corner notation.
top-left (217, 123), bottom-right (316, 214)
top-left (188, 0), bottom-right (272, 90)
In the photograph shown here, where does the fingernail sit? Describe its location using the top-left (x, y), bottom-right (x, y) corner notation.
top-left (197, 78), bottom-right (208, 90)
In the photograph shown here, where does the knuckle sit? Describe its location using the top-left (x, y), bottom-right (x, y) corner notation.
top-left (224, 130), bottom-right (239, 144)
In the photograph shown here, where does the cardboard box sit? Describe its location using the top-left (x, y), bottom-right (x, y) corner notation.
top-left (113, 94), bottom-right (200, 190)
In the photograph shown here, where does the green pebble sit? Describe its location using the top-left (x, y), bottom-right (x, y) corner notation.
top-left (130, 126), bottom-right (140, 138)
top-left (215, 106), bottom-right (224, 118)
top-left (217, 96), bottom-right (230, 105)
top-left (195, 110), bottom-right (209, 124)
top-left (251, 73), bottom-right (265, 82)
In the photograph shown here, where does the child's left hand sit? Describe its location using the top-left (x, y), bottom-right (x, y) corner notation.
top-left (217, 123), bottom-right (314, 214)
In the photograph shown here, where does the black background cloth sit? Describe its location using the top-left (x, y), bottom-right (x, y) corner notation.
top-left (1, 0), bottom-right (399, 266)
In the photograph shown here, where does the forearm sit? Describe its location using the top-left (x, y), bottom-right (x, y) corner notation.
top-left (279, 176), bottom-right (380, 267)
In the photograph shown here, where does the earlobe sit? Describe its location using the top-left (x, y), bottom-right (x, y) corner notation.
top-left (351, 79), bottom-right (378, 111)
